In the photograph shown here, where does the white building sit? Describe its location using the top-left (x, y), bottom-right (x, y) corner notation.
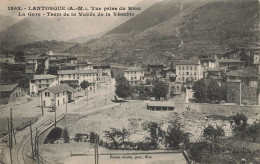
top-left (57, 69), bottom-right (97, 92)
top-left (30, 74), bottom-right (58, 95)
top-left (175, 60), bottom-right (202, 83)
top-left (124, 67), bottom-right (145, 85)
top-left (93, 64), bottom-right (111, 83)
top-left (41, 84), bottom-right (73, 107)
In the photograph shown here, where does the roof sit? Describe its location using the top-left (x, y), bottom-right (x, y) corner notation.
top-left (253, 61), bottom-right (260, 65)
top-left (205, 68), bottom-right (225, 72)
top-left (33, 74), bottom-right (57, 80)
top-left (226, 68), bottom-right (259, 78)
top-left (45, 84), bottom-right (73, 94)
top-left (0, 83), bottom-right (19, 92)
top-left (60, 80), bottom-right (79, 85)
top-left (27, 56), bottom-right (46, 60)
top-left (175, 60), bottom-right (199, 65)
top-left (218, 59), bottom-right (245, 63)
top-left (226, 79), bottom-right (241, 83)
top-left (148, 101), bottom-right (175, 107)
top-left (209, 76), bottom-right (223, 80)
top-left (58, 69), bottom-right (97, 75)
top-left (124, 67), bottom-right (144, 72)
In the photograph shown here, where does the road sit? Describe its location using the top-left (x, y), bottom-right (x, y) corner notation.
top-left (2, 80), bottom-right (116, 164)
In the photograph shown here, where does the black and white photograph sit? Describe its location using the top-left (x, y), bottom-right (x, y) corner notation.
top-left (0, 0), bottom-right (259, 163)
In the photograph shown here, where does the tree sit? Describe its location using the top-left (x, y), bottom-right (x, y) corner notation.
top-left (147, 122), bottom-right (160, 149)
top-left (231, 113), bottom-right (248, 140)
top-left (203, 125), bottom-right (225, 140)
top-left (247, 121), bottom-right (260, 142)
top-left (207, 80), bottom-right (223, 103)
top-left (115, 75), bottom-right (132, 99)
top-left (153, 80), bottom-right (169, 100)
top-left (63, 128), bottom-right (70, 143)
top-left (192, 79), bottom-right (207, 103)
top-left (80, 80), bottom-right (89, 96)
top-left (165, 121), bottom-right (189, 149)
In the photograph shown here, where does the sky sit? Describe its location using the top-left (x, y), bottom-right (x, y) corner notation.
top-left (0, 0), bottom-right (145, 18)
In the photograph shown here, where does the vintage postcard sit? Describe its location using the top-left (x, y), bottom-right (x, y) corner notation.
top-left (0, 0), bottom-right (259, 163)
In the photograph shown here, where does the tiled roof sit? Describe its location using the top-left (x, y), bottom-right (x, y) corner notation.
top-left (124, 67), bottom-right (144, 72)
top-left (218, 59), bottom-right (245, 63)
top-left (58, 69), bottom-right (97, 75)
top-left (226, 68), bottom-right (259, 78)
top-left (0, 83), bottom-right (19, 92)
top-left (210, 76), bottom-right (223, 80)
top-left (45, 84), bottom-right (73, 94)
top-left (175, 60), bottom-right (199, 65)
top-left (34, 74), bottom-right (57, 80)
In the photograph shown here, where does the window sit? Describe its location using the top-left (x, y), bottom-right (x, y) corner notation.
top-left (195, 67), bottom-right (197, 70)
top-left (45, 92), bottom-right (47, 97)
top-left (63, 92), bottom-right (65, 95)
top-left (48, 92), bottom-right (50, 97)
top-left (63, 98), bottom-right (65, 104)
top-left (179, 66), bottom-right (181, 70)
top-left (47, 79), bottom-right (49, 83)
top-left (183, 66), bottom-right (185, 70)
top-left (39, 80), bottom-right (41, 83)
top-left (186, 72), bottom-right (189, 75)
top-left (61, 75), bottom-right (63, 78)
top-left (194, 72), bottom-right (197, 75)
top-left (187, 66), bottom-right (189, 70)
top-left (57, 93), bottom-right (59, 97)
top-left (190, 66), bottom-right (192, 70)
top-left (47, 85), bottom-right (49, 87)
top-left (39, 85), bottom-right (41, 89)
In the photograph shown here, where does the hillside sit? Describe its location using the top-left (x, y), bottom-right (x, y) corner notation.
top-left (0, 16), bottom-right (125, 50)
top-left (67, 0), bottom-right (259, 64)
top-left (14, 40), bottom-right (76, 54)
top-left (0, 15), bottom-right (19, 32)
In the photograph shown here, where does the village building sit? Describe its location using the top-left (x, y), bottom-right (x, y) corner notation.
top-left (25, 55), bottom-right (49, 75)
top-left (216, 59), bottom-right (245, 71)
top-left (41, 84), bottom-right (73, 107)
top-left (124, 67), bottom-right (146, 85)
top-left (77, 61), bottom-right (94, 70)
top-left (175, 60), bottom-right (202, 83)
top-left (147, 101), bottom-right (175, 111)
top-left (93, 64), bottom-right (111, 83)
top-left (203, 68), bottom-right (225, 87)
top-left (0, 53), bottom-right (15, 63)
top-left (57, 69), bottom-right (97, 92)
top-left (0, 83), bottom-right (21, 104)
top-left (30, 74), bottom-right (58, 95)
top-left (253, 54), bottom-right (260, 74)
top-left (199, 55), bottom-right (216, 77)
top-left (226, 68), bottom-right (260, 105)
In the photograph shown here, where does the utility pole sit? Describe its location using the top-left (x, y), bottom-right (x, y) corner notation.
top-left (87, 89), bottom-right (88, 105)
top-left (212, 133), bottom-right (214, 164)
top-left (35, 128), bottom-right (38, 158)
top-left (7, 118), bottom-right (12, 164)
top-left (94, 134), bottom-right (99, 164)
top-left (41, 91), bottom-right (44, 115)
top-left (30, 121), bottom-right (34, 159)
top-left (10, 108), bottom-right (13, 148)
top-left (105, 94), bottom-right (106, 105)
top-left (66, 94), bottom-right (68, 114)
top-left (55, 106), bottom-right (57, 128)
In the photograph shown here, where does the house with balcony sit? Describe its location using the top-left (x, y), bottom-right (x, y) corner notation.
top-left (175, 60), bottom-right (202, 83)
top-left (226, 68), bottom-right (260, 105)
top-left (30, 74), bottom-right (58, 95)
top-left (124, 67), bottom-right (146, 85)
top-left (57, 69), bottom-right (97, 92)
top-left (41, 84), bottom-right (73, 107)
top-left (93, 64), bottom-right (111, 83)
